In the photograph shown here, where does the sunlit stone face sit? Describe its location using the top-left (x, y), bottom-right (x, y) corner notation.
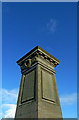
top-left (21, 69), bottom-right (35, 103)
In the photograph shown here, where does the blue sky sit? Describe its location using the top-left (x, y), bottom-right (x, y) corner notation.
top-left (1, 2), bottom-right (77, 119)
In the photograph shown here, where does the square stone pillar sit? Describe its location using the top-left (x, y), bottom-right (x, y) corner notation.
top-left (15, 46), bottom-right (62, 118)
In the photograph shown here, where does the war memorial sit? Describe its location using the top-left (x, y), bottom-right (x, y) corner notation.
top-left (15, 46), bottom-right (62, 118)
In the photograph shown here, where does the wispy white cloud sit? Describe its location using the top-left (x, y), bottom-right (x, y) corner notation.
top-left (46, 18), bottom-right (57, 33)
top-left (1, 88), bottom-right (19, 118)
top-left (2, 104), bottom-right (16, 118)
top-left (1, 88), bottom-right (18, 104)
top-left (60, 93), bottom-right (77, 105)
top-left (0, 112), bottom-right (2, 114)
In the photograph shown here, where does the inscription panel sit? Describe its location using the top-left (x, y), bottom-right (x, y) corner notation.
top-left (41, 69), bottom-right (56, 103)
top-left (21, 70), bottom-right (35, 103)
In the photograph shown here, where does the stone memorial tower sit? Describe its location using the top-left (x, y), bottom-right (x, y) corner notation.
top-left (15, 46), bottom-right (62, 118)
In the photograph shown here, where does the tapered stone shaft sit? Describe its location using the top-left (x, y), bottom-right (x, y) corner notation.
top-left (15, 46), bottom-right (62, 118)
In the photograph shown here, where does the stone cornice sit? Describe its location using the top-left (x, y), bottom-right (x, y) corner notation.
top-left (17, 46), bottom-right (60, 69)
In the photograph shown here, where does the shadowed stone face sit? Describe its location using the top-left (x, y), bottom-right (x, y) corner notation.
top-left (15, 46), bottom-right (62, 118)
top-left (42, 69), bottom-right (56, 103)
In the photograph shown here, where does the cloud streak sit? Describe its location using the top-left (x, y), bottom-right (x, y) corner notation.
top-left (46, 18), bottom-right (57, 33)
top-left (1, 88), bottom-right (18, 104)
top-left (1, 88), bottom-right (18, 118)
top-left (2, 104), bottom-right (16, 118)
top-left (60, 93), bottom-right (77, 105)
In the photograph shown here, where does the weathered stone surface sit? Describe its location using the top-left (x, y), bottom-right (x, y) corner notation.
top-left (15, 46), bottom-right (62, 118)
top-left (21, 70), bottom-right (35, 103)
top-left (41, 69), bottom-right (56, 102)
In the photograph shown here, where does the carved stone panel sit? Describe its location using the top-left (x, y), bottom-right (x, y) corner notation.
top-left (21, 70), bottom-right (35, 103)
top-left (41, 69), bottom-right (56, 103)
